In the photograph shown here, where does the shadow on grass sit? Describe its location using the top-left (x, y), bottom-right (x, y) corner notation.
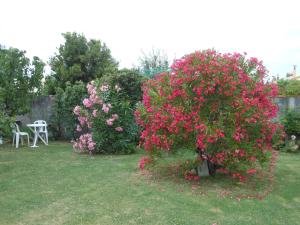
top-left (136, 151), bottom-right (279, 201)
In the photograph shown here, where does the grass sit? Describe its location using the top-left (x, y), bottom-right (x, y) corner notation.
top-left (0, 142), bottom-right (300, 225)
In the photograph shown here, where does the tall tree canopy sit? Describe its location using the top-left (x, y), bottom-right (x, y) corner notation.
top-left (49, 32), bottom-right (118, 90)
top-left (0, 46), bottom-right (45, 116)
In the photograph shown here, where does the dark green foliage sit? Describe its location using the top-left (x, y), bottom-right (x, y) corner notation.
top-left (42, 76), bottom-right (58, 95)
top-left (282, 108), bottom-right (300, 136)
top-left (99, 69), bottom-right (147, 107)
top-left (49, 88), bottom-right (64, 139)
top-left (49, 32), bottom-right (118, 91)
top-left (0, 105), bottom-right (14, 139)
top-left (50, 82), bottom-right (87, 140)
top-left (0, 46), bottom-right (45, 116)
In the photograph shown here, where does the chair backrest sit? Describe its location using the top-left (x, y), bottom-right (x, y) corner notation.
top-left (33, 120), bottom-right (47, 132)
top-left (13, 123), bottom-right (20, 133)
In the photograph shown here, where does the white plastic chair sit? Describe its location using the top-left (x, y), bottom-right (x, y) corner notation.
top-left (33, 120), bottom-right (48, 144)
top-left (12, 123), bottom-right (30, 148)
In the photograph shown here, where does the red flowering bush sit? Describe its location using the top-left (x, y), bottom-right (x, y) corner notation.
top-left (135, 49), bottom-right (282, 181)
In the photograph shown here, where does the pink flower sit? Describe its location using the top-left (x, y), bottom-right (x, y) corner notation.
top-left (106, 118), bottom-right (114, 126)
top-left (86, 83), bottom-right (96, 95)
top-left (93, 96), bottom-right (103, 105)
top-left (100, 84), bottom-right (109, 92)
top-left (83, 98), bottom-right (93, 108)
top-left (95, 97), bottom-right (103, 105)
top-left (92, 109), bottom-right (98, 117)
top-left (112, 114), bottom-right (119, 120)
top-left (115, 126), bottom-right (123, 132)
top-left (87, 121), bottom-right (92, 128)
top-left (88, 141), bottom-right (96, 151)
top-left (73, 105), bottom-right (81, 116)
top-left (89, 93), bottom-right (103, 105)
top-left (74, 133), bottom-right (95, 152)
top-left (78, 116), bottom-right (88, 126)
top-left (76, 125), bottom-right (82, 132)
top-left (102, 104), bottom-right (110, 113)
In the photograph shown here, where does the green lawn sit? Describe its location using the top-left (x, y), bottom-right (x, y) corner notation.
top-left (0, 142), bottom-right (299, 225)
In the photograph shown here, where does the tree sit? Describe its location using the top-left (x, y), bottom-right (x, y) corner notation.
top-left (276, 79), bottom-right (287, 96)
top-left (277, 79), bottom-right (300, 96)
top-left (30, 56), bottom-right (45, 95)
top-left (138, 48), bottom-right (169, 78)
top-left (42, 76), bottom-right (58, 95)
top-left (49, 32), bottom-right (118, 90)
top-left (0, 46), bottom-right (44, 116)
top-left (99, 68), bottom-right (147, 106)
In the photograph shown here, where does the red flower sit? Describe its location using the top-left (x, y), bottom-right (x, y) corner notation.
top-left (139, 157), bottom-right (152, 170)
top-left (246, 169), bottom-right (257, 175)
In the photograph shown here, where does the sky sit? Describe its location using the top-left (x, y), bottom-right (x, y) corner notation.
top-left (1, 0), bottom-right (300, 78)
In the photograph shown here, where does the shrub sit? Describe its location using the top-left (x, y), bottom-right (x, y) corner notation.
top-left (49, 81), bottom-right (87, 140)
top-left (73, 81), bottom-right (138, 154)
top-left (49, 70), bottom-right (145, 141)
top-left (281, 138), bottom-right (299, 153)
top-left (282, 108), bottom-right (300, 137)
top-left (0, 108), bottom-right (14, 140)
top-left (136, 49), bottom-right (282, 181)
top-left (271, 123), bottom-right (285, 151)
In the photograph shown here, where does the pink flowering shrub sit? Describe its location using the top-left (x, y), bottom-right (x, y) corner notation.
top-left (73, 81), bottom-right (138, 154)
top-left (135, 49), bottom-right (283, 181)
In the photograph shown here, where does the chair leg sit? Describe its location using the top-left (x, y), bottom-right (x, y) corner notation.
top-left (16, 133), bottom-right (19, 148)
top-left (12, 134), bottom-right (15, 146)
top-left (27, 135), bottom-right (30, 146)
top-left (46, 132), bottom-right (48, 144)
top-left (21, 136), bottom-right (24, 145)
